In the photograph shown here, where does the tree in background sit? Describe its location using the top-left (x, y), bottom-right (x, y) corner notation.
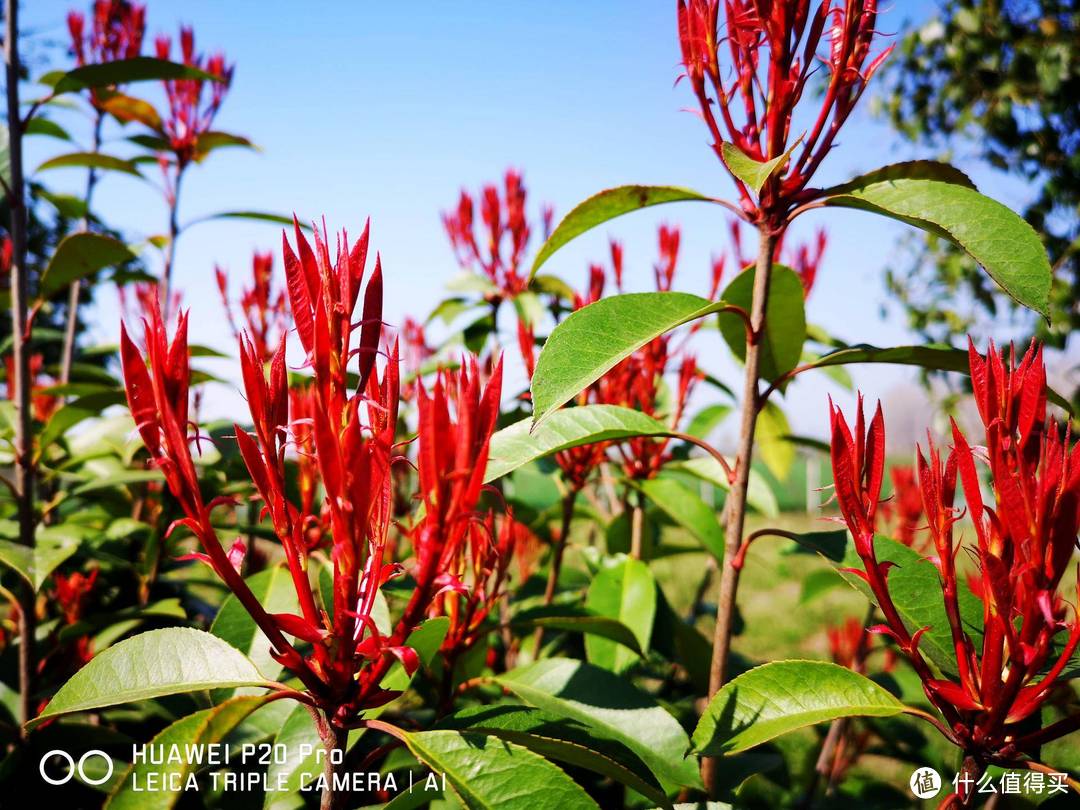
top-left (885, 1), bottom-right (1079, 353)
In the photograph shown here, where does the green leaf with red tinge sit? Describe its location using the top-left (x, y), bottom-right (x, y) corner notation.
top-left (530, 186), bottom-right (713, 279)
top-left (823, 162), bottom-right (1051, 319)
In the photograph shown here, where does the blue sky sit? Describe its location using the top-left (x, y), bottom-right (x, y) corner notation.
top-left (23, 0), bottom-right (1015, 442)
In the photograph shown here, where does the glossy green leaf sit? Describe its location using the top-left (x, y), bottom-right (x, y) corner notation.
top-left (634, 478), bottom-right (725, 561)
top-left (29, 628), bottom-right (272, 729)
top-left (801, 342), bottom-right (1071, 412)
top-left (0, 523), bottom-right (81, 591)
top-left (486, 405), bottom-right (669, 482)
top-left (685, 403), bottom-right (731, 440)
top-left (824, 162), bottom-right (1051, 318)
top-left (185, 211), bottom-right (312, 230)
top-left (494, 658), bottom-right (701, 790)
top-left (38, 232), bottom-right (136, 299)
top-left (584, 556), bottom-right (655, 673)
top-left (211, 565), bottom-right (300, 685)
top-left (194, 131), bottom-right (257, 160)
top-left (693, 660), bottom-right (905, 755)
top-left (510, 605), bottom-right (643, 655)
top-left (717, 264), bottom-right (806, 382)
top-left (73, 469), bottom-right (165, 495)
top-left (263, 704), bottom-right (364, 808)
top-left (55, 57), bottom-right (225, 94)
top-left (37, 151), bottom-right (142, 177)
top-left (720, 142), bottom-right (794, 194)
top-left (25, 117), bottom-right (71, 141)
top-left (666, 456), bottom-right (779, 517)
top-left (531, 293), bottom-right (730, 426)
top-left (530, 185), bottom-right (712, 278)
top-left (793, 532), bottom-right (984, 676)
top-left (105, 696), bottom-right (270, 809)
top-left (437, 705), bottom-right (670, 809)
top-left (381, 617), bottom-right (450, 691)
top-left (399, 729), bottom-right (599, 809)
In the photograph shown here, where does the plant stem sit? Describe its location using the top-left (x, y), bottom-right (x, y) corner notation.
top-left (5, 0), bottom-right (35, 739)
top-left (59, 112), bottom-right (103, 386)
top-left (701, 225), bottom-right (776, 795)
top-left (316, 710), bottom-right (348, 810)
top-left (161, 166), bottom-right (184, 320)
top-left (532, 488), bottom-right (577, 657)
top-left (629, 490), bottom-right (644, 559)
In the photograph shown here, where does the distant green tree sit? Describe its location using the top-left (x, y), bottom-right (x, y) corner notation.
top-left (885, 0), bottom-right (1079, 348)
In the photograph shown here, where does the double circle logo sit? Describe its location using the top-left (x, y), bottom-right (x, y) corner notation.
top-left (39, 749), bottom-right (114, 786)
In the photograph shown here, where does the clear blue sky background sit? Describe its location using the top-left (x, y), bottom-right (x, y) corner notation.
top-left (23, 0), bottom-right (1020, 442)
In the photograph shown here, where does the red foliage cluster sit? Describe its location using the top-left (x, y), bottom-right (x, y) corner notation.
top-left (67, 0), bottom-right (145, 107)
top-left (120, 218), bottom-right (514, 724)
top-left (216, 251), bottom-right (289, 363)
top-left (154, 26), bottom-right (233, 169)
top-left (442, 170), bottom-right (550, 300)
top-left (829, 340), bottom-right (1080, 797)
top-left (678, 0), bottom-right (891, 223)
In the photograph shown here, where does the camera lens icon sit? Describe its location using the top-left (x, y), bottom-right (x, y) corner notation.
top-left (39, 749), bottom-right (114, 786)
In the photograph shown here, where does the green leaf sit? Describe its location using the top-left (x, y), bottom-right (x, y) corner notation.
top-left (186, 210), bottom-right (311, 230)
top-left (0, 523), bottom-right (81, 592)
top-left (73, 469), bottom-right (165, 495)
top-left (756, 401), bottom-right (795, 480)
top-left (194, 131), bottom-right (257, 160)
top-left (530, 186), bottom-right (712, 279)
top-left (634, 478), bottom-right (725, 561)
top-left (793, 532), bottom-right (984, 676)
top-left (54, 57), bottom-right (226, 94)
top-left (28, 628), bottom-right (272, 729)
top-left (720, 142), bottom-right (795, 194)
top-left (494, 658), bottom-right (702, 790)
top-left (211, 565), bottom-right (300, 685)
top-left (437, 706), bottom-right (670, 809)
top-left (800, 343), bottom-right (1072, 412)
top-left (717, 264), bottom-right (806, 382)
top-left (584, 556), bottom-right (655, 673)
top-left (486, 405), bottom-right (670, 482)
top-left (666, 456), bottom-right (779, 517)
top-left (39, 391), bottom-right (126, 450)
top-left (37, 232), bottom-right (137, 299)
top-left (693, 660), bottom-right (905, 755)
top-left (25, 117), bottom-right (72, 141)
top-left (37, 151), bottom-right (142, 177)
top-left (509, 605), bottom-right (644, 655)
top-left (262, 704), bottom-right (364, 808)
top-left (105, 696), bottom-right (270, 810)
top-left (398, 729), bottom-right (600, 809)
top-left (823, 162), bottom-right (1052, 318)
top-left (531, 293), bottom-right (730, 426)
top-left (685, 404), bottom-right (731, 440)
top-left (381, 617), bottom-right (450, 691)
